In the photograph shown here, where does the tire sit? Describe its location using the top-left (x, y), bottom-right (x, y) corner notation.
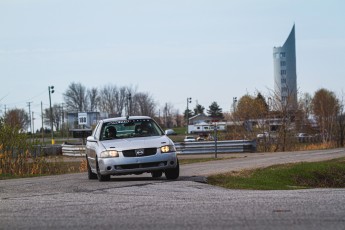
top-left (96, 158), bottom-right (110, 182)
top-left (151, 171), bottom-right (163, 178)
top-left (165, 160), bottom-right (179, 180)
top-left (87, 156), bottom-right (97, 180)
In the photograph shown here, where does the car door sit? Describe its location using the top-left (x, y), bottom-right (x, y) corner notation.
top-left (86, 121), bottom-right (102, 169)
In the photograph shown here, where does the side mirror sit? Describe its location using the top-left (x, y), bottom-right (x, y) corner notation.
top-left (87, 136), bottom-right (97, 142)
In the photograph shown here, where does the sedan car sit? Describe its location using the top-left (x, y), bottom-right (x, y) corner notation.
top-left (184, 136), bottom-right (196, 142)
top-left (86, 116), bottom-right (179, 181)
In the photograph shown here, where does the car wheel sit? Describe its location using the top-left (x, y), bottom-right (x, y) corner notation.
top-left (151, 171), bottom-right (163, 178)
top-left (165, 160), bottom-right (179, 180)
top-left (96, 158), bottom-right (110, 182)
top-left (86, 156), bottom-right (97, 180)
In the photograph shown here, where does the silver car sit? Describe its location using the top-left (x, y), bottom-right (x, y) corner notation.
top-left (86, 116), bottom-right (179, 181)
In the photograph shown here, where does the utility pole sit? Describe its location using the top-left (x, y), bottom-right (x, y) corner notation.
top-left (32, 112), bottom-right (35, 135)
top-left (126, 92), bottom-right (132, 117)
top-left (186, 97), bottom-right (192, 134)
top-left (61, 103), bottom-right (65, 139)
top-left (27, 101), bottom-right (33, 133)
top-left (48, 86), bottom-right (54, 145)
top-left (232, 97), bottom-right (237, 113)
top-left (41, 101), bottom-right (44, 143)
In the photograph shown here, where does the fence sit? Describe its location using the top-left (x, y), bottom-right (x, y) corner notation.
top-left (61, 140), bottom-right (256, 156)
top-left (61, 143), bottom-right (86, 157)
top-left (175, 140), bottom-right (256, 155)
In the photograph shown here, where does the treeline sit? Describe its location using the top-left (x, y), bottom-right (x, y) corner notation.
top-left (227, 88), bottom-right (345, 150)
top-left (63, 82), bottom-right (156, 118)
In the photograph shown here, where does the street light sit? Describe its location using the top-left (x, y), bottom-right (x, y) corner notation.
top-left (186, 97), bottom-right (192, 134)
top-left (48, 86), bottom-right (54, 145)
top-left (128, 93), bottom-right (132, 116)
top-left (233, 97), bottom-right (237, 113)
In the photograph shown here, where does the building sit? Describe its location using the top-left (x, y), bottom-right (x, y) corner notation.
top-left (187, 113), bottom-right (227, 134)
top-left (273, 24), bottom-right (297, 109)
top-left (66, 112), bottom-right (106, 129)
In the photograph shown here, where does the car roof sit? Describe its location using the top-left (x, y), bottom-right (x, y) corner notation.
top-left (101, 116), bottom-right (152, 123)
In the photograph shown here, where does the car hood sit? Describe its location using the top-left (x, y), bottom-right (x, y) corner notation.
top-left (100, 135), bottom-right (173, 151)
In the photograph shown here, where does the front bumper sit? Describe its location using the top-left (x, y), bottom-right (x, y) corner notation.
top-left (98, 152), bottom-right (178, 175)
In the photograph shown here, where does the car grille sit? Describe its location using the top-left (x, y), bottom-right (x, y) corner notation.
top-left (122, 148), bottom-right (157, 157)
top-left (115, 161), bottom-right (167, 170)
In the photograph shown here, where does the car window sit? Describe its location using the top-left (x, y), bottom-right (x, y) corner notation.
top-left (92, 122), bottom-right (102, 139)
top-left (100, 119), bottom-right (164, 140)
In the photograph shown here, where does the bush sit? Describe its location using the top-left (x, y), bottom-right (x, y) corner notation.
top-left (0, 120), bottom-right (46, 177)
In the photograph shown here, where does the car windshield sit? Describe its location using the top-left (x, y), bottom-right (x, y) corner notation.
top-left (100, 119), bottom-right (164, 140)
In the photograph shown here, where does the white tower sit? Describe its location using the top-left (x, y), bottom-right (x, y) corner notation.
top-left (273, 25), bottom-right (297, 109)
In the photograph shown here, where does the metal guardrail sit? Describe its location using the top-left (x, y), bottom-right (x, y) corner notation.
top-left (61, 140), bottom-right (256, 156)
top-left (61, 143), bottom-right (86, 157)
top-left (175, 140), bottom-right (256, 155)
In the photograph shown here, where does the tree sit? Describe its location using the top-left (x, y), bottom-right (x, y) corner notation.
top-left (161, 103), bottom-right (175, 128)
top-left (235, 95), bottom-right (255, 120)
top-left (183, 109), bottom-right (193, 121)
top-left (63, 82), bottom-right (88, 112)
top-left (3, 108), bottom-right (29, 131)
top-left (336, 94), bottom-right (345, 147)
top-left (44, 104), bottom-right (62, 131)
top-left (255, 93), bottom-right (269, 118)
top-left (312, 88), bottom-right (339, 142)
top-left (207, 102), bottom-right (224, 119)
top-left (269, 87), bottom-right (299, 152)
top-left (193, 104), bottom-right (205, 115)
top-left (98, 85), bottom-right (132, 117)
top-left (87, 87), bottom-right (99, 112)
top-left (98, 85), bottom-right (120, 116)
top-left (132, 92), bottom-right (156, 118)
top-left (296, 92), bottom-right (313, 133)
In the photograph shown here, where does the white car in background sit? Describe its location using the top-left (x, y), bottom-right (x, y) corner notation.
top-left (86, 116), bottom-right (179, 181)
top-left (184, 136), bottom-right (196, 142)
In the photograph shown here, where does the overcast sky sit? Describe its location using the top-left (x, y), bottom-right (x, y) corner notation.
top-left (1, 0), bottom-right (345, 130)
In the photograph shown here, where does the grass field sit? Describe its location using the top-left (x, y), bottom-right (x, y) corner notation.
top-left (0, 156), bottom-right (222, 180)
top-left (207, 157), bottom-right (345, 190)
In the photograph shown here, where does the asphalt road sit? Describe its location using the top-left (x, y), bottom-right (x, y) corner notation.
top-left (1, 149), bottom-right (345, 230)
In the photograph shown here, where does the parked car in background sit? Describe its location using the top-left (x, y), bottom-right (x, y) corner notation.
top-left (296, 133), bottom-right (312, 142)
top-left (184, 136), bottom-right (196, 142)
top-left (165, 129), bottom-right (177, 135)
top-left (85, 116), bottom-right (179, 182)
top-left (257, 132), bottom-right (269, 139)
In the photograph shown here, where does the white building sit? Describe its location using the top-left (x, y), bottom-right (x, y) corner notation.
top-left (273, 24), bottom-right (297, 109)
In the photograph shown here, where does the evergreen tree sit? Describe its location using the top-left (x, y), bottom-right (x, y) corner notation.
top-left (207, 102), bottom-right (224, 119)
top-left (193, 104), bottom-right (205, 115)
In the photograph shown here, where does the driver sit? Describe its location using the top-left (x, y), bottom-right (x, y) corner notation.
top-left (105, 126), bottom-right (117, 139)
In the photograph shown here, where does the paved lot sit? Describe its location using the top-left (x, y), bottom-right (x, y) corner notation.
top-left (1, 148), bottom-right (345, 230)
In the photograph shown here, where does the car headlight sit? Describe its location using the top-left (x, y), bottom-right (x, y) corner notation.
top-left (160, 145), bottom-right (176, 153)
top-left (100, 150), bottom-right (119, 158)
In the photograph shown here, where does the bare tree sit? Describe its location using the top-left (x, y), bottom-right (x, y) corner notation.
top-left (269, 86), bottom-right (298, 152)
top-left (336, 93), bottom-right (345, 147)
top-left (63, 82), bottom-right (88, 112)
top-left (296, 92), bottom-right (313, 133)
top-left (132, 92), bottom-right (156, 118)
top-left (116, 86), bottom-right (128, 117)
top-left (87, 87), bottom-right (99, 112)
top-left (44, 104), bottom-right (62, 131)
top-left (98, 85), bottom-right (119, 116)
top-left (3, 108), bottom-right (29, 131)
top-left (312, 88), bottom-right (339, 143)
top-left (161, 102), bottom-right (175, 128)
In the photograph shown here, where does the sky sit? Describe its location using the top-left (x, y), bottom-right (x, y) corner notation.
top-left (1, 0), bottom-right (345, 131)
